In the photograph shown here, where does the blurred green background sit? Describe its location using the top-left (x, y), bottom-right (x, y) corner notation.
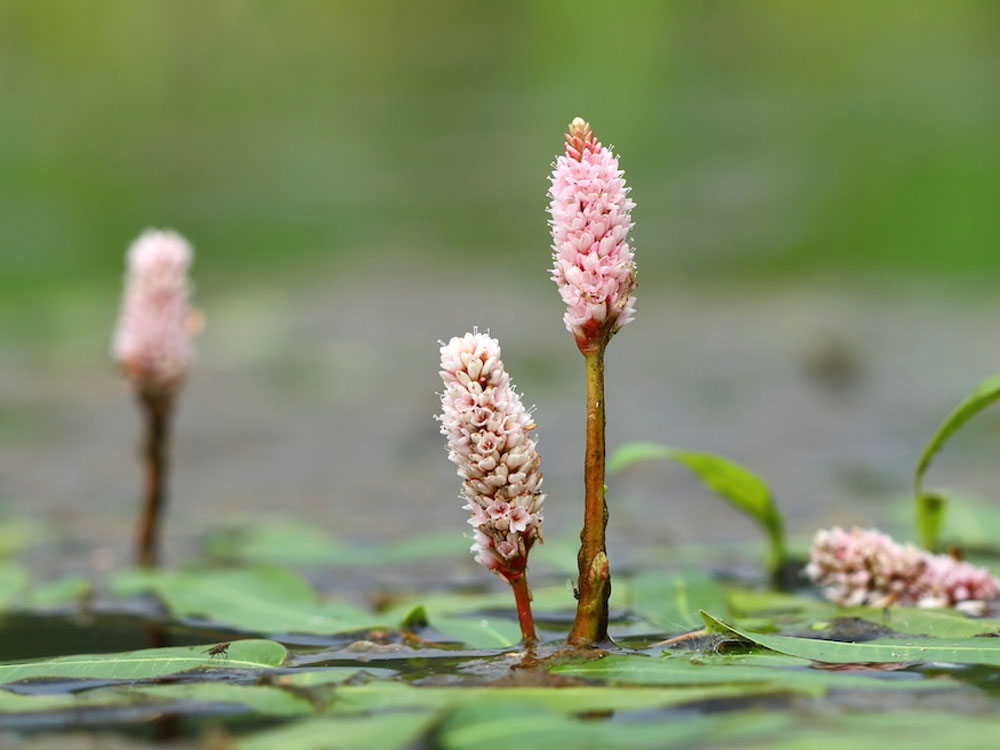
top-left (3, 0), bottom-right (1000, 340)
top-left (4, 1), bottom-right (1000, 563)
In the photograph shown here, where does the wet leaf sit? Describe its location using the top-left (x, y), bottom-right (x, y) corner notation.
top-left (629, 570), bottom-right (728, 632)
top-left (395, 599), bottom-right (522, 648)
top-left (690, 650), bottom-right (810, 668)
top-left (842, 606), bottom-right (1000, 638)
top-left (237, 712), bottom-right (434, 750)
top-left (0, 681), bottom-right (318, 716)
top-left (435, 700), bottom-right (790, 750)
top-left (745, 711), bottom-right (1000, 750)
top-left (130, 682), bottom-right (314, 715)
top-left (549, 653), bottom-right (946, 693)
top-left (109, 566), bottom-right (384, 635)
top-left (914, 374), bottom-right (1000, 548)
top-left (420, 613), bottom-right (523, 649)
top-left (277, 668), bottom-right (390, 686)
top-left (608, 443), bottom-right (786, 574)
top-left (703, 612), bottom-right (1000, 666)
top-left (326, 681), bottom-right (807, 716)
top-left (0, 639), bottom-right (285, 686)
top-left (0, 691), bottom-right (85, 713)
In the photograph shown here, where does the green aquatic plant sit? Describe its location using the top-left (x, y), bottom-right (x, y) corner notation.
top-left (914, 373), bottom-right (1000, 550)
top-left (549, 117), bottom-right (637, 647)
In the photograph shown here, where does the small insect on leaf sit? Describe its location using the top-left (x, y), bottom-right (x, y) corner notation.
top-left (203, 642), bottom-right (231, 661)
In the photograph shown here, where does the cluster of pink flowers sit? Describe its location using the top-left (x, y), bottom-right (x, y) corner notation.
top-left (438, 332), bottom-right (544, 583)
top-left (113, 229), bottom-right (197, 396)
top-left (807, 526), bottom-right (1000, 609)
top-left (548, 117), bottom-right (637, 351)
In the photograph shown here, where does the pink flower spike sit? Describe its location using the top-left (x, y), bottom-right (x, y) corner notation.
top-left (549, 117), bottom-right (637, 352)
top-left (113, 229), bottom-right (198, 396)
top-left (806, 526), bottom-right (1000, 609)
top-left (438, 332), bottom-right (545, 585)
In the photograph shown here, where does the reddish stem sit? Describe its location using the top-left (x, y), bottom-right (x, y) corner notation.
top-left (568, 344), bottom-right (611, 647)
top-left (137, 390), bottom-right (173, 567)
top-left (510, 574), bottom-right (538, 646)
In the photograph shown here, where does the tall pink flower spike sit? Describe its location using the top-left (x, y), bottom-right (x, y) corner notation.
top-left (114, 229), bottom-right (197, 396)
top-left (439, 331), bottom-right (544, 643)
top-left (807, 526), bottom-right (999, 611)
top-left (549, 117), bottom-right (637, 353)
top-left (113, 228), bottom-right (199, 567)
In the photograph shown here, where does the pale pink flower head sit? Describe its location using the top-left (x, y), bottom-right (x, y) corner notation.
top-left (549, 117), bottom-right (637, 352)
top-left (113, 229), bottom-right (197, 396)
top-left (438, 331), bottom-right (544, 583)
top-left (807, 526), bottom-right (1000, 609)
top-left (915, 554), bottom-right (1000, 610)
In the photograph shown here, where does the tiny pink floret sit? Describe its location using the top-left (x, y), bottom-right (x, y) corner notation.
top-left (439, 332), bottom-right (544, 583)
top-left (549, 117), bottom-right (637, 351)
top-left (113, 229), bottom-right (196, 395)
top-left (806, 526), bottom-right (1000, 610)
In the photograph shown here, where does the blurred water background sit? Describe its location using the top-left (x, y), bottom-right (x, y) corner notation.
top-left (2, 1), bottom-right (1000, 574)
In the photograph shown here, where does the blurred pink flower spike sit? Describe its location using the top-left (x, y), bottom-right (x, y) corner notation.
top-left (550, 118), bottom-right (637, 647)
top-left (114, 229), bottom-right (197, 397)
top-left (439, 331), bottom-right (544, 645)
top-left (549, 116), bottom-right (637, 354)
top-left (113, 228), bottom-right (200, 567)
top-left (807, 526), bottom-right (1000, 613)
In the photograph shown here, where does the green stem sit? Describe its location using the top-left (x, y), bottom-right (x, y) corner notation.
top-left (137, 390), bottom-right (173, 568)
top-left (568, 345), bottom-right (611, 647)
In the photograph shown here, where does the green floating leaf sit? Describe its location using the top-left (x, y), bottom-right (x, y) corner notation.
top-left (841, 606), bottom-right (1000, 639)
top-left (23, 575), bottom-right (90, 608)
top-left (130, 682), bottom-right (313, 716)
top-left (435, 700), bottom-right (790, 750)
top-left (237, 712), bottom-right (434, 750)
top-left (326, 681), bottom-right (803, 717)
top-left (703, 612), bottom-right (1000, 666)
top-left (109, 566), bottom-right (384, 636)
top-left (727, 587), bottom-right (1000, 638)
top-left (425, 614), bottom-right (523, 649)
top-left (0, 680), bottom-right (316, 716)
top-left (757, 711), bottom-right (1000, 750)
top-left (0, 639), bottom-right (285, 686)
top-left (278, 668), bottom-right (391, 687)
top-left (608, 442), bottom-right (786, 575)
top-left (550, 653), bottom-right (947, 693)
top-left (629, 570), bottom-right (728, 633)
top-left (399, 603), bottom-right (521, 649)
top-left (914, 374), bottom-right (1000, 549)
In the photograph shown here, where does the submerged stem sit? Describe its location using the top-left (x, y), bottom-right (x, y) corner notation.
top-left (569, 345), bottom-right (611, 647)
top-left (510, 574), bottom-right (537, 646)
top-left (137, 390), bottom-right (173, 568)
